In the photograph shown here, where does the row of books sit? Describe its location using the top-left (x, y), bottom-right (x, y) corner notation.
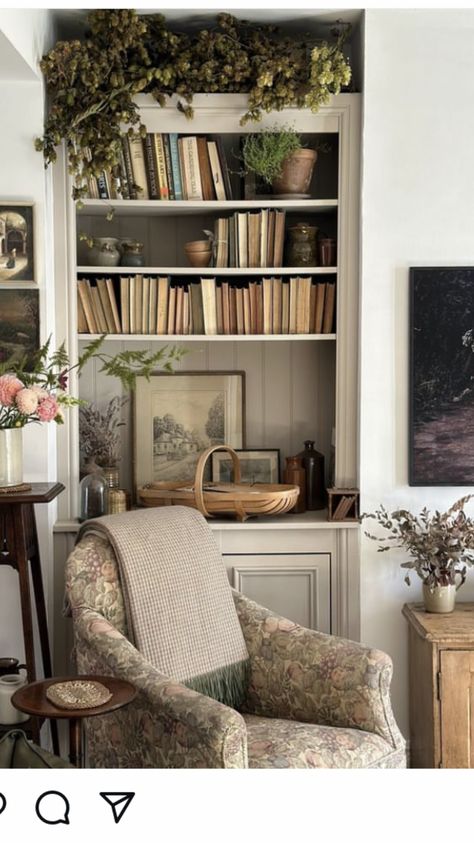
top-left (213, 209), bottom-right (285, 268)
top-left (77, 276), bottom-right (336, 337)
top-left (87, 133), bottom-right (233, 202)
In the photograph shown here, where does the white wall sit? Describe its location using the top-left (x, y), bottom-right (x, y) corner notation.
top-left (0, 16), bottom-right (56, 671)
top-left (361, 9), bottom-right (474, 735)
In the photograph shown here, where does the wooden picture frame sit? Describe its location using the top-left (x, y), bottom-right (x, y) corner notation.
top-left (134, 371), bottom-right (245, 490)
top-left (0, 202), bottom-right (35, 283)
top-left (410, 266), bottom-right (474, 485)
top-left (212, 448), bottom-right (280, 484)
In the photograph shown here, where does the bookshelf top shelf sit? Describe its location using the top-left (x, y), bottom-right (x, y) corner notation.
top-left (76, 266), bottom-right (338, 276)
top-left (78, 333), bottom-right (337, 343)
top-left (77, 199), bottom-right (339, 217)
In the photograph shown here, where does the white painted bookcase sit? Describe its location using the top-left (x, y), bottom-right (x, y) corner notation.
top-left (52, 93), bottom-right (361, 673)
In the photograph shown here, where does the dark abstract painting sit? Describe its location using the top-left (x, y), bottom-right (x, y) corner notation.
top-left (410, 267), bottom-right (474, 485)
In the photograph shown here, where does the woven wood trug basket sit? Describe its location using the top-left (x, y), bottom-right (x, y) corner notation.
top-left (137, 445), bottom-right (299, 522)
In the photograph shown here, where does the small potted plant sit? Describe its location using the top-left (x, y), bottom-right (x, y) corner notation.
top-left (241, 127), bottom-right (318, 198)
top-left (364, 496), bottom-right (474, 613)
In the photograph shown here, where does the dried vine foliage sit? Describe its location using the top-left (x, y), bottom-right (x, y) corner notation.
top-left (36, 10), bottom-right (352, 198)
top-left (364, 496), bottom-right (474, 588)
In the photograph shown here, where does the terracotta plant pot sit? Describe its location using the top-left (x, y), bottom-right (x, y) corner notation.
top-left (272, 148), bottom-right (318, 198)
top-left (423, 583), bottom-right (457, 614)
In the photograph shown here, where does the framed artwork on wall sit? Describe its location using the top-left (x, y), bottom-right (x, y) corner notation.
top-left (134, 371), bottom-right (245, 488)
top-left (0, 289), bottom-right (39, 368)
top-left (0, 203), bottom-right (35, 283)
top-left (212, 448), bottom-right (280, 484)
top-left (410, 266), bottom-right (474, 485)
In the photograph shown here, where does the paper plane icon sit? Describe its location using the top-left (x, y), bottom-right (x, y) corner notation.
top-left (100, 792), bottom-right (135, 824)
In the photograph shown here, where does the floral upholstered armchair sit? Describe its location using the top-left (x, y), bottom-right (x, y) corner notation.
top-left (66, 533), bottom-right (406, 769)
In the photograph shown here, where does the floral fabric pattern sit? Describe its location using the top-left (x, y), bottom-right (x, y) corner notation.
top-left (233, 590), bottom-right (405, 752)
top-left (65, 537), bottom-right (406, 769)
top-left (244, 715), bottom-right (402, 769)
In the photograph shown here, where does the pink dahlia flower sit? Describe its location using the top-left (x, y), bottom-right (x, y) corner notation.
top-left (37, 395), bottom-right (59, 422)
top-left (31, 385), bottom-right (49, 401)
top-left (15, 388), bottom-right (39, 415)
top-left (0, 375), bottom-right (24, 406)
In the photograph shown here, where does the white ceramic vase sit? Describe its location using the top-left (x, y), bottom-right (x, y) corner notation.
top-left (0, 428), bottom-right (23, 487)
top-left (0, 674), bottom-right (29, 725)
top-left (423, 583), bottom-right (457, 614)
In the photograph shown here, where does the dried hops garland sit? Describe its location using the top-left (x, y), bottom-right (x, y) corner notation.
top-left (36, 10), bottom-right (352, 198)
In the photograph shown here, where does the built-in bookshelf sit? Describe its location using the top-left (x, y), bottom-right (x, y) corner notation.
top-left (52, 92), bottom-right (361, 650)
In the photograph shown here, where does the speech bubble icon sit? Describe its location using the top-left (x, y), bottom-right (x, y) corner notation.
top-left (35, 791), bottom-right (70, 825)
top-left (0, 793), bottom-right (6, 816)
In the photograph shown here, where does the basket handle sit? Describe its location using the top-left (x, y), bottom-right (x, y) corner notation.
top-left (194, 445), bottom-right (241, 519)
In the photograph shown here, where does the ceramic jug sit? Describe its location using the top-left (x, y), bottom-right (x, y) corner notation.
top-left (0, 674), bottom-right (29, 725)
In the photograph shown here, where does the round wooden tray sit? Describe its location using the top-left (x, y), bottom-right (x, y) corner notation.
top-left (138, 445), bottom-right (299, 522)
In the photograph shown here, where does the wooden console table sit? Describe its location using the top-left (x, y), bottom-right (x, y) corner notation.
top-left (0, 482), bottom-right (64, 753)
top-left (403, 602), bottom-right (474, 768)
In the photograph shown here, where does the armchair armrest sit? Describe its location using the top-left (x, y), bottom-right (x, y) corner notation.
top-left (73, 607), bottom-right (248, 768)
top-left (233, 591), bottom-right (404, 749)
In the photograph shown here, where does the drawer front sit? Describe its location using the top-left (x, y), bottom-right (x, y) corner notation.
top-left (225, 552), bottom-right (331, 633)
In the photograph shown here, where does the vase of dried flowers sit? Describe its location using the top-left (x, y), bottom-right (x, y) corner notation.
top-left (364, 495), bottom-right (474, 613)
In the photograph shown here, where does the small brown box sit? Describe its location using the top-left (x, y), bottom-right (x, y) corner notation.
top-left (327, 487), bottom-right (360, 521)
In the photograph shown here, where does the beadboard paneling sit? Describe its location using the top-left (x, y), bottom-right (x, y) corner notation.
top-left (78, 338), bottom-right (335, 491)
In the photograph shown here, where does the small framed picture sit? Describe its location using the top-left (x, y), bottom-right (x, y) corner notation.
top-left (212, 448), bottom-right (280, 484)
top-left (134, 371), bottom-right (245, 489)
top-left (0, 203), bottom-right (35, 283)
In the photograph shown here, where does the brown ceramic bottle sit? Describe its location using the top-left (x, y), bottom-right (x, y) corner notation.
top-left (284, 456), bottom-right (306, 513)
top-left (297, 440), bottom-right (325, 510)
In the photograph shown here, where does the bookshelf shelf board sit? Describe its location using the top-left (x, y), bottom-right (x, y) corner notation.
top-left (54, 510), bottom-right (358, 535)
top-left (77, 199), bottom-right (339, 217)
top-left (77, 266), bottom-right (338, 276)
top-left (78, 333), bottom-right (337, 343)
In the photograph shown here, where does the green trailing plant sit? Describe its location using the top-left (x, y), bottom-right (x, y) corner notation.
top-left (36, 10), bottom-right (352, 198)
top-left (240, 126), bottom-right (303, 186)
top-left (78, 335), bottom-right (184, 392)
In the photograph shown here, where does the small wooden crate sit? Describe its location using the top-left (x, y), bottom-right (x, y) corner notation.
top-left (327, 487), bottom-right (360, 522)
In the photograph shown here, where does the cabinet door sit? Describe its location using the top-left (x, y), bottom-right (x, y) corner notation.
top-left (225, 553), bottom-right (330, 633)
top-left (440, 650), bottom-right (474, 768)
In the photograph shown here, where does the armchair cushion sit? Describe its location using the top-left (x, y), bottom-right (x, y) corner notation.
top-left (244, 715), bottom-right (404, 769)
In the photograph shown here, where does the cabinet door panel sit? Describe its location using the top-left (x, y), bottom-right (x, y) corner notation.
top-left (440, 650), bottom-right (474, 768)
top-left (226, 553), bottom-right (330, 633)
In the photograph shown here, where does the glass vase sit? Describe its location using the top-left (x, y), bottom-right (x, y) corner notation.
top-left (0, 428), bottom-right (23, 487)
top-left (79, 467), bottom-right (107, 522)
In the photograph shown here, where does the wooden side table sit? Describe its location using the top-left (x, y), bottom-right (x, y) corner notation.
top-left (403, 602), bottom-right (474, 768)
top-left (11, 675), bottom-right (137, 767)
top-left (0, 482), bottom-right (64, 752)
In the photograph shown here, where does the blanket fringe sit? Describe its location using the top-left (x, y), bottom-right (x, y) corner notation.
top-left (185, 658), bottom-right (250, 709)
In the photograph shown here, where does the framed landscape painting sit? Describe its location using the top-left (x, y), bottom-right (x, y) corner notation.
top-left (212, 449), bottom-right (280, 484)
top-left (0, 289), bottom-right (39, 368)
top-left (0, 203), bottom-right (35, 283)
top-left (410, 267), bottom-right (474, 485)
top-left (134, 371), bottom-right (245, 489)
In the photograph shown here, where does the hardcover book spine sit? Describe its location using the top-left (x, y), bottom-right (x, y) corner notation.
top-left (153, 134), bottom-right (170, 200)
top-left (169, 134), bottom-right (183, 200)
top-left (121, 136), bottom-right (137, 200)
top-left (144, 134), bottom-right (160, 200)
top-left (128, 135), bottom-right (149, 199)
top-left (163, 135), bottom-right (175, 200)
